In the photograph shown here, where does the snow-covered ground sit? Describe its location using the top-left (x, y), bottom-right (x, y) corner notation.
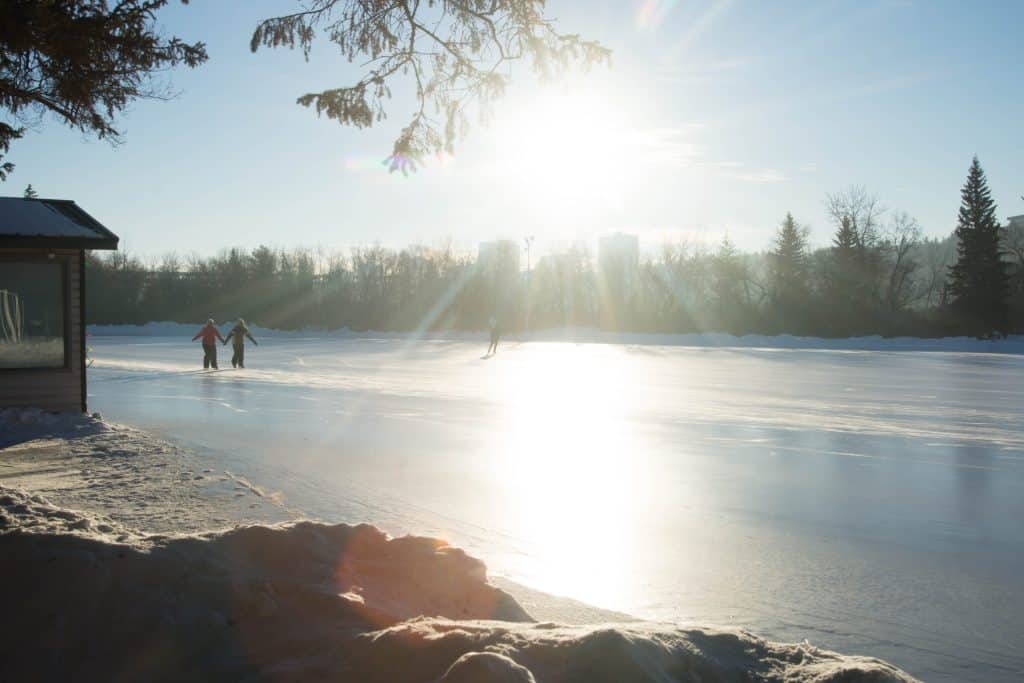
top-left (79, 331), bottom-right (1024, 681)
top-left (0, 409), bottom-right (295, 532)
top-left (0, 482), bottom-right (914, 681)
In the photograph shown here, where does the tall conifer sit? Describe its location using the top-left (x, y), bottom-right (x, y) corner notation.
top-left (770, 213), bottom-right (809, 303)
top-left (948, 156), bottom-right (1009, 335)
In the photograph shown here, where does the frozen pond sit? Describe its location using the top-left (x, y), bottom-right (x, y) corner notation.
top-left (87, 335), bottom-right (1024, 681)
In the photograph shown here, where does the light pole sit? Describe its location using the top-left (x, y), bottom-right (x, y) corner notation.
top-left (523, 235), bottom-right (534, 332)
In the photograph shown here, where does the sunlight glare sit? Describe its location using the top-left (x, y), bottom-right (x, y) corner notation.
top-left (491, 344), bottom-right (647, 608)
top-left (487, 89), bottom-right (643, 226)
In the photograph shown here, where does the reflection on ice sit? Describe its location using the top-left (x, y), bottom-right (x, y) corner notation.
top-left (493, 344), bottom-right (643, 606)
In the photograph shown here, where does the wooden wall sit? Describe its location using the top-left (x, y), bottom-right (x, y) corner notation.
top-left (0, 248), bottom-right (83, 413)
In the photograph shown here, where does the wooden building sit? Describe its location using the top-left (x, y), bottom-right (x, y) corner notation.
top-left (0, 198), bottom-right (118, 413)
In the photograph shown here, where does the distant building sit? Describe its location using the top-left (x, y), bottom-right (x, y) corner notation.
top-left (599, 232), bottom-right (639, 274)
top-left (534, 251), bottom-right (581, 314)
top-left (536, 252), bottom-right (573, 270)
top-left (477, 240), bottom-right (521, 274)
top-left (1008, 215), bottom-right (1024, 230)
top-left (598, 232), bottom-right (639, 296)
top-left (477, 240), bottom-right (520, 319)
top-left (596, 233), bottom-right (639, 329)
top-left (0, 197), bottom-right (119, 413)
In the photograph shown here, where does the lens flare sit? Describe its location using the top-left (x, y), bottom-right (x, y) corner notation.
top-left (635, 0), bottom-right (679, 30)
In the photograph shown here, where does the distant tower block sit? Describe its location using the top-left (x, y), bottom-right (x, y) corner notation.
top-left (598, 232), bottom-right (639, 297)
top-left (477, 240), bottom-right (521, 314)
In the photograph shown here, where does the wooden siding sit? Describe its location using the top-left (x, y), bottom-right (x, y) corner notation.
top-left (0, 248), bottom-right (83, 413)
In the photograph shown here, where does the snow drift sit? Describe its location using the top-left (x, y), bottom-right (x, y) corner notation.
top-left (0, 486), bottom-right (917, 682)
top-left (0, 406), bottom-right (110, 448)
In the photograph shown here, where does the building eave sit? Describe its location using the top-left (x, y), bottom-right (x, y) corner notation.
top-left (0, 235), bottom-right (119, 250)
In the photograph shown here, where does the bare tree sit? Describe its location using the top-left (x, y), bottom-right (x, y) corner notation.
top-left (826, 186), bottom-right (884, 249)
top-left (881, 211), bottom-right (923, 311)
top-left (251, 1), bottom-right (610, 172)
top-left (918, 237), bottom-right (954, 309)
top-left (823, 186), bottom-right (886, 315)
top-left (160, 252), bottom-right (182, 274)
top-left (743, 253), bottom-right (770, 308)
top-left (1004, 218), bottom-right (1024, 296)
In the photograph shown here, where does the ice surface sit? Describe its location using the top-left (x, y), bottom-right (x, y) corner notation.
top-left (90, 321), bottom-right (1024, 354)
top-left (0, 486), bottom-right (916, 681)
top-left (83, 334), bottom-right (1024, 681)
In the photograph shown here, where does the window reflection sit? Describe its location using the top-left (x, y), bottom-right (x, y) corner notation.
top-left (0, 262), bottom-right (66, 369)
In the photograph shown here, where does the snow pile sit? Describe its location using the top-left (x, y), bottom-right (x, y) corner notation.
top-left (0, 406), bottom-right (110, 447)
top-left (0, 410), bottom-right (293, 532)
top-left (0, 486), bottom-right (917, 682)
top-left (365, 620), bottom-right (918, 683)
top-left (88, 321), bottom-right (1024, 354)
top-left (0, 487), bottom-right (136, 541)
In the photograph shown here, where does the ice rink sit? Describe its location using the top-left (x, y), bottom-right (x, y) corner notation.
top-left (88, 334), bottom-right (1024, 681)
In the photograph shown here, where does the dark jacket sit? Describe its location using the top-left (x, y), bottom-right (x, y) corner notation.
top-left (225, 325), bottom-right (257, 348)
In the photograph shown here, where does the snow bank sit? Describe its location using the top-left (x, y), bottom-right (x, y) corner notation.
top-left (0, 409), bottom-right (295, 532)
top-left (0, 406), bottom-right (109, 447)
top-left (0, 486), bottom-right (917, 682)
top-left (88, 321), bottom-right (1024, 354)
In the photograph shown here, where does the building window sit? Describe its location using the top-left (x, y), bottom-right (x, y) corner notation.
top-left (0, 261), bottom-right (67, 369)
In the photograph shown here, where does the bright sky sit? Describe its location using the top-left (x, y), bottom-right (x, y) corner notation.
top-left (10, 0), bottom-right (1024, 258)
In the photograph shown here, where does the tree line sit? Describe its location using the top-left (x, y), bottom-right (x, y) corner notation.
top-left (85, 157), bottom-right (1024, 338)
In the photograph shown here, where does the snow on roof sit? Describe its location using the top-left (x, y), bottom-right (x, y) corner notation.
top-left (0, 197), bottom-right (118, 249)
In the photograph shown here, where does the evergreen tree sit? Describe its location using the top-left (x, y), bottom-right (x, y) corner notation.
top-left (768, 213), bottom-right (810, 330)
top-left (826, 216), bottom-right (863, 313)
top-left (711, 235), bottom-right (753, 332)
top-left (252, 1), bottom-right (609, 171)
top-left (770, 213), bottom-right (809, 301)
top-left (833, 215), bottom-right (859, 252)
top-left (823, 188), bottom-right (886, 333)
top-left (948, 156), bottom-right (1010, 336)
top-left (0, 1), bottom-right (207, 180)
top-left (22, 183), bottom-right (37, 198)
top-left (712, 236), bottom-right (743, 304)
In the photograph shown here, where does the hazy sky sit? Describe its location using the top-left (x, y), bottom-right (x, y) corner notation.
top-left (9, 0), bottom-right (1024, 259)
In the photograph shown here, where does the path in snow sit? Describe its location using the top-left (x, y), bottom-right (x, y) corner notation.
top-left (86, 335), bottom-right (1024, 682)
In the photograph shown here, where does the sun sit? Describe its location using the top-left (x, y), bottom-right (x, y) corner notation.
top-left (485, 88), bottom-right (641, 224)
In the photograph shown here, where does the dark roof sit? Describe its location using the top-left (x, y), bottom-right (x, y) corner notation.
top-left (0, 197), bottom-right (119, 250)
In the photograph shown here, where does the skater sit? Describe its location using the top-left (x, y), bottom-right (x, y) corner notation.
top-left (487, 316), bottom-right (500, 356)
top-left (224, 317), bottom-right (258, 368)
top-left (192, 319), bottom-right (225, 369)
